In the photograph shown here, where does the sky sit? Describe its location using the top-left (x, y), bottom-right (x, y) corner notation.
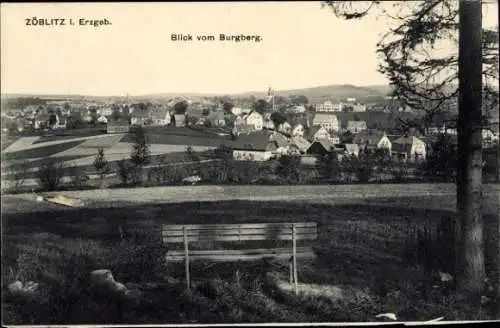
top-left (1, 1), bottom-right (498, 96)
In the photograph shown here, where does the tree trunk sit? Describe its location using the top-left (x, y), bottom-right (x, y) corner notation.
top-left (456, 0), bottom-right (485, 297)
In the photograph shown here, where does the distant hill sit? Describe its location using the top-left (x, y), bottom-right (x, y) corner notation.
top-left (232, 84), bottom-right (393, 103)
top-left (1, 84), bottom-right (393, 103)
top-left (134, 84), bottom-right (394, 103)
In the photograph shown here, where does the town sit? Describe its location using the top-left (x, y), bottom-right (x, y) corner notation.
top-left (1, 86), bottom-right (499, 192)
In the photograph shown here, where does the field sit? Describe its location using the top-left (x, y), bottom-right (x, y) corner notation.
top-left (2, 184), bottom-right (499, 324)
top-left (1, 125), bottom-right (227, 181)
top-left (120, 126), bottom-right (233, 148)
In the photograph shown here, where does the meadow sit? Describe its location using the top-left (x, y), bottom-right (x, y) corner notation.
top-left (2, 185), bottom-right (498, 324)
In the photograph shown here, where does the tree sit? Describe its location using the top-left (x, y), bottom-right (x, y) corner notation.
top-left (316, 148), bottom-right (341, 182)
top-left (186, 146), bottom-right (200, 163)
top-left (424, 133), bottom-right (458, 180)
top-left (48, 114), bottom-right (57, 127)
top-left (111, 106), bottom-right (122, 120)
top-left (349, 150), bottom-right (375, 183)
top-left (93, 147), bottom-right (110, 188)
top-left (214, 144), bottom-right (235, 182)
top-left (270, 111), bottom-right (287, 130)
top-left (202, 108), bottom-right (210, 116)
top-left (340, 130), bottom-right (354, 144)
top-left (323, 0), bottom-right (498, 297)
top-left (253, 99), bottom-right (269, 114)
top-left (117, 158), bottom-right (132, 185)
top-left (275, 154), bottom-right (301, 182)
top-left (222, 101), bottom-right (234, 114)
top-left (173, 101), bottom-right (188, 115)
top-left (130, 126), bottom-right (150, 184)
top-left (290, 94), bottom-right (309, 105)
top-left (37, 160), bottom-right (65, 191)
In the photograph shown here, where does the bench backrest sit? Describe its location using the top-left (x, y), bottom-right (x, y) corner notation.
top-left (162, 222), bottom-right (318, 244)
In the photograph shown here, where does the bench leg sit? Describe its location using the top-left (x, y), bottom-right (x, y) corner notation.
top-left (183, 226), bottom-right (190, 290)
top-left (292, 224), bottom-right (298, 295)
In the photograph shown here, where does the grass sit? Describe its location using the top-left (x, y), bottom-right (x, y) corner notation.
top-left (2, 197), bottom-right (499, 324)
top-left (120, 127), bottom-right (233, 148)
top-left (33, 128), bottom-right (107, 144)
top-left (2, 140), bottom-right (85, 161)
top-left (1, 133), bottom-right (22, 151)
top-left (3, 155), bottom-right (91, 172)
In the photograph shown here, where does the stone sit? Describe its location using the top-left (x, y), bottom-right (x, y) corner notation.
top-left (375, 313), bottom-right (398, 321)
top-left (7, 280), bottom-right (39, 298)
top-left (438, 271), bottom-right (453, 282)
top-left (89, 269), bottom-right (115, 288)
top-left (88, 269), bottom-right (128, 297)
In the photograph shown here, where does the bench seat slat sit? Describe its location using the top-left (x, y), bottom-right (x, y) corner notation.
top-left (162, 227), bottom-right (317, 237)
top-left (163, 222), bottom-right (317, 232)
top-left (166, 247), bottom-right (316, 262)
top-left (164, 232), bottom-right (318, 243)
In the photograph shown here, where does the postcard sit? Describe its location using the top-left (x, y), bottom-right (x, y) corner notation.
top-left (1, 1), bottom-right (499, 326)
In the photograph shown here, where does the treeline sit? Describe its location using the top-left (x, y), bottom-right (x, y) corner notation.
top-left (1, 97), bottom-right (48, 109)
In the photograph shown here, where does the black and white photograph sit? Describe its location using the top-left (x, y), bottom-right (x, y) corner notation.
top-left (1, 1), bottom-right (499, 325)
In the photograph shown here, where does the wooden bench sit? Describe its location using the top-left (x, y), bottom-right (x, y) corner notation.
top-left (162, 222), bottom-right (318, 293)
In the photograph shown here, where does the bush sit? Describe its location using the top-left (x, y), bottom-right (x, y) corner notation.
top-left (423, 134), bottom-right (457, 181)
top-left (11, 163), bottom-right (28, 192)
top-left (117, 159), bottom-right (132, 185)
top-left (275, 155), bottom-right (301, 182)
top-left (93, 148), bottom-right (110, 188)
top-left (68, 165), bottom-right (88, 189)
top-left (316, 151), bottom-right (341, 182)
top-left (391, 164), bottom-right (409, 182)
top-left (37, 161), bottom-right (65, 191)
top-left (355, 164), bottom-right (374, 183)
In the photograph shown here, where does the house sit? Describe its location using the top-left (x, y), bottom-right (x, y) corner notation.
top-left (292, 123), bottom-right (305, 137)
top-left (232, 131), bottom-right (279, 161)
top-left (278, 121), bottom-right (292, 134)
top-left (82, 112), bottom-right (93, 123)
top-left (482, 128), bottom-right (499, 141)
top-left (270, 131), bottom-right (291, 155)
top-left (344, 143), bottom-right (360, 157)
top-left (289, 135), bottom-right (312, 154)
top-left (34, 113), bottom-right (51, 130)
top-left (329, 132), bottom-right (340, 145)
top-left (97, 115), bottom-right (108, 124)
top-left (52, 113), bottom-right (67, 129)
top-left (101, 107), bottom-right (113, 117)
top-left (208, 111), bottom-right (226, 127)
top-left (346, 121), bottom-right (368, 133)
top-left (312, 113), bottom-right (340, 132)
top-left (391, 135), bottom-right (426, 162)
top-left (241, 108), bottom-right (252, 115)
top-left (231, 107), bottom-right (243, 116)
top-left (306, 138), bottom-right (337, 156)
top-left (243, 111), bottom-right (263, 131)
top-left (107, 119), bottom-right (130, 134)
top-left (262, 113), bottom-right (275, 130)
top-left (172, 114), bottom-right (186, 127)
top-left (195, 117), bottom-right (206, 126)
top-left (352, 103), bottom-right (367, 112)
top-left (150, 108), bottom-right (171, 126)
top-left (130, 109), bottom-right (152, 126)
top-left (305, 126), bottom-right (330, 143)
top-left (290, 105), bottom-right (306, 113)
top-left (353, 129), bottom-right (392, 151)
top-left (233, 123), bottom-right (257, 136)
top-left (315, 101), bottom-right (342, 112)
